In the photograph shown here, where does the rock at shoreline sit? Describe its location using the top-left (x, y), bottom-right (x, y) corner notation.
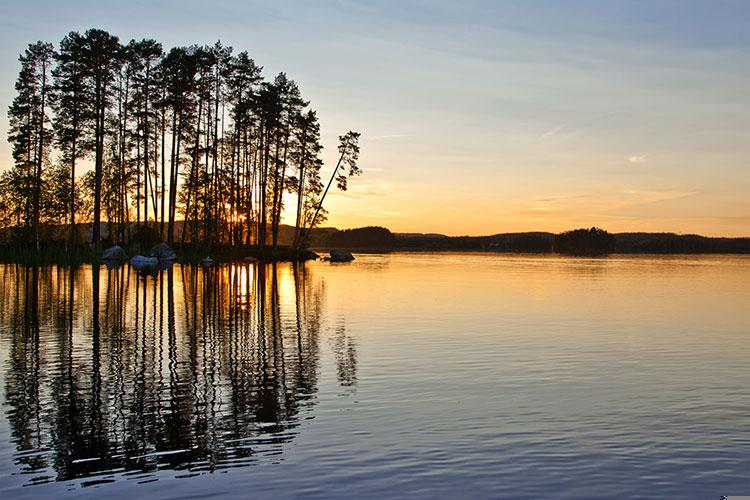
top-left (102, 245), bottom-right (127, 261)
top-left (329, 250), bottom-right (355, 262)
top-left (200, 256), bottom-right (215, 267)
top-left (130, 255), bottom-right (158, 269)
top-left (243, 256), bottom-right (259, 263)
top-left (149, 243), bottom-right (177, 261)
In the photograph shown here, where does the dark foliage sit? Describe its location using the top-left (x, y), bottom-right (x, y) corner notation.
top-left (613, 233), bottom-right (750, 253)
top-left (312, 226), bottom-right (748, 254)
top-left (394, 232), bottom-right (554, 253)
top-left (553, 227), bottom-right (614, 255)
top-left (321, 226), bottom-right (396, 248)
top-left (0, 241), bottom-right (95, 264)
top-left (128, 224), bottom-right (161, 254)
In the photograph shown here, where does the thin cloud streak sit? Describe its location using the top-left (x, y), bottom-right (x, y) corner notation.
top-left (368, 134), bottom-right (409, 141)
top-left (538, 123), bottom-right (567, 141)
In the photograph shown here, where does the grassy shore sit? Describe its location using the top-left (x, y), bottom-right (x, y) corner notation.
top-left (173, 244), bottom-right (319, 264)
top-left (0, 242), bottom-right (319, 265)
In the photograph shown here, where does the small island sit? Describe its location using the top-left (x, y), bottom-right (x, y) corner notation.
top-left (0, 29), bottom-right (361, 264)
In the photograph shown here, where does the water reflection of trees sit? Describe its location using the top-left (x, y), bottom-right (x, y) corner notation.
top-left (0, 261), bottom-right (353, 486)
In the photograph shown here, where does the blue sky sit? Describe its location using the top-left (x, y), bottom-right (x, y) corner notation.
top-left (1, 0), bottom-right (748, 235)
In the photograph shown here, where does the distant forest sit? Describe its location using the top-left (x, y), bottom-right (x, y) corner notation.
top-left (311, 226), bottom-right (750, 254)
top-left (1, 29), bottom-right (361, 251)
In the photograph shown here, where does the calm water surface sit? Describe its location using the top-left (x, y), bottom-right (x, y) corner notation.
top-left (0, 253), bottom-right (747, 499)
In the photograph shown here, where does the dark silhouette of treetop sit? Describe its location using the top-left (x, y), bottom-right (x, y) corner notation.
top-left (553, 227), bottom-right (614, 255)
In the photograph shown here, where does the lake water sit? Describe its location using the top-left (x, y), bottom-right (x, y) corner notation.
top-left (0, 253), bottom-right (747, 499)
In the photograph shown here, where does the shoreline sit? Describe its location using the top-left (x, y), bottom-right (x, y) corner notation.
top-left (312, 246), bottom-right (750, 255)
top-left (0, 246), bottom-right (747, 267)
top-left (0, 243), bottom-right (319, 266)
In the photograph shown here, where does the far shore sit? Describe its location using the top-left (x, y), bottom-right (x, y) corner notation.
top-left (0, 243), bottom-right (747, 267)
top-left (0, 224), bottom-right (747, 265)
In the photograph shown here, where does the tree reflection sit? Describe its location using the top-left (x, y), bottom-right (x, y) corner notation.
top-left (0, 261), bottom-right (354, 486)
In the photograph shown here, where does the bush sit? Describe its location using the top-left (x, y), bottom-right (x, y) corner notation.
top-left (129, 224), bottom-right (161, 254)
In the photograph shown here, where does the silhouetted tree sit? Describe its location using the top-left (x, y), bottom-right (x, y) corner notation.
top-left (269, 73), bottom-right (307, 250)
top-left (158, 46), bottom-right (197, 244)
top-left (52, 32), bottom-right (91, 244)
top-left (224, 51), bottom-right (262, 245)
top-left (303, 131), bottom-right (361, 245)
top-left (127, 39), bottom-right (163, 230)
top-left (291, 110), bottom-right (324, 248)
top-left (42, 160), bottom-right (79, 228)
top-left (7, 41), bottom-right (55, 248)
top-left (79, 29), bottom-right (122, 249)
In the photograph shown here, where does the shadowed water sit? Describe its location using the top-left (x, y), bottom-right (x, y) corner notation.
top-left (0, 254), bottom-right (748, 499)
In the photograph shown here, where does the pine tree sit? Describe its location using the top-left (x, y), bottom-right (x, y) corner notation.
top-left (53, 31), bottom-right (92, 244)
top-left (79, 29), bottom-right (121, 249)
top-left (7, 41), bottom-right (55, 248)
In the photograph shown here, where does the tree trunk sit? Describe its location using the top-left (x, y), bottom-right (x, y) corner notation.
top-left (167, 110), bottom-right (178, 244)
top-left (259, 121), bottom-right (269, 248)
top-left (303, 149), bottom-right (346, 245)
top-left (160, 93), bottom-right (166, 240)
top-left (293, 139), bottom-right (308, 249)
top-left (143, 102), bottom-right (149, 227)
top-left (93, 77), bottom-right (103, 250)
top-left (33, 57), bottom-right (47, 251)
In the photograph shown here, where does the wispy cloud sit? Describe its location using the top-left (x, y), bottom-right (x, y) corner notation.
top-left (538, 123), bottom-right (567, 141)
top-left (332, 204), bottom-right (403, 219)
top-left (510, 188), bottom-right (699, 220)
top-left (510, 192), bottom-right (597, 217)
top-left (620, 189), bottom-right (696, 204)
top-left (368, 134), bottom-right (409, 141)
top-left (628, 155), bottom-right (647, 163)
top-left (333, 182), bottom-right (396, 199)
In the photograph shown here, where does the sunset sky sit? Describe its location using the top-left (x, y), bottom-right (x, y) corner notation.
top-left (1, 0), bottom-right (748, 236)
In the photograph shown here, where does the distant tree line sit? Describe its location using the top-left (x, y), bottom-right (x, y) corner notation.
top-left (613, 233), bottom-right (750, 254)
top-left (392, 232), bottom-right (554, 253)
top-left (306, 226), bottom-right (749, 254)
top-left (2, 29), bottom-right (361, 251)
